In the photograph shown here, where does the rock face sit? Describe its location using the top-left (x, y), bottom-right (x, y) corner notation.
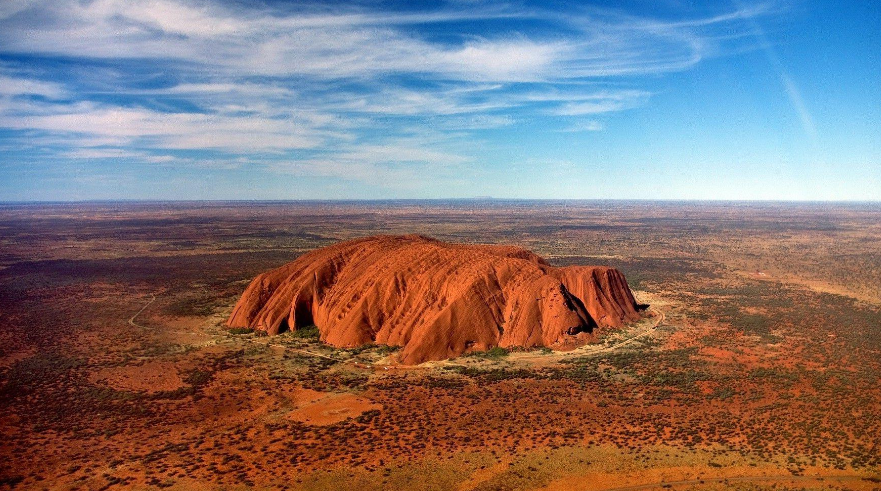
top-left (227, 235), bottom-right (643, 364)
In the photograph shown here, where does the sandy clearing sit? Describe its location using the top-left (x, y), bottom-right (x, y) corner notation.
top-left (89, 360), bottom-right (185, 393)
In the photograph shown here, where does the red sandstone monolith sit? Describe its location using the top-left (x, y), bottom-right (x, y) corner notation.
top-left (228, 235), bottom-right (643, 364)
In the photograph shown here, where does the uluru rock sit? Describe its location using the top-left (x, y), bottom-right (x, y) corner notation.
top-left (227, 235), bottom-right (643, 364)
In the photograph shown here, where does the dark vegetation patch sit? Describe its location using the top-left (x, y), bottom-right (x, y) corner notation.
top-left (464, 346), bottom-right (510, 359)
top-left (166, 294), bottom-right (220, 317)
top-left (0, 351), bottom-right (85, 401)
top-left (0, 251), bottom-right (297, 292)
top-left (444, 365), bottom-right (535, 382)
top-left (292, 324), bottom-right (320, 340)
top-left (549, 255), bottom-right (719, 289)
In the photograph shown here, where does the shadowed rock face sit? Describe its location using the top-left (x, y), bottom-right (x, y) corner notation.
top-left (228, 235), bottom-right (642, 364)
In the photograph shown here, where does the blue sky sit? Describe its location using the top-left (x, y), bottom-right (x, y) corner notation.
top-left (0, 0), bottom-right (878, 201)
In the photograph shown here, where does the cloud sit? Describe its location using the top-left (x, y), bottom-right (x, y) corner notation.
top-left (0, 0), bottom-right (778, 186)
top-left (559, 120), bottom-right (604, 132)
top-left (0, 0), bottom-right (767, 82)
top-left (436, 114), bottom-right (516, 130)
top-left (552, 90), bottom-right (651, 115)
top-left (159, 83), bottom-right (295, 97)
top-left (62, 148), bottom-right (148, 159)
top-left (271, 142), bottom-right (470, 189)
top-left (778, 73), bottom-right (818, 140)
top-left (0, 75), bottom-right (66, 98)
top-left (736, 9), bottom-right (818, 140)
top-left (440, 38), bottom-right (565, 82)
top-left (326, 84), bottom-right (508, 116)
top-left (60, 148), bottom-right (179, 164)
top-left (0, 100), bottom-right (337, 151)
top-left (0, 0), bottom-right (42, 21)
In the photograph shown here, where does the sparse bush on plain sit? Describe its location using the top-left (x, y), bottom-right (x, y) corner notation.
top-left (468, 346), bottom-right (510, 359)
top-left (292, 324), bottom-right (320, 340)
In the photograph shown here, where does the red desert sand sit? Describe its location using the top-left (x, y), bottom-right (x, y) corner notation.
top-left (228, 235), bottom-right (643, 364)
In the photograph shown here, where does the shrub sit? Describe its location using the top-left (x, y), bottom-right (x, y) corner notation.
top-left (375, 344), bottom-right (402, 355)
top-left (184, 369), bottom-right (212, 387)
top-left (486, 346), bottom-right (510, 357)
top-left (293, 324), bottom-right (320, 340)
top-left (468, 346), bottom-right (510, 359)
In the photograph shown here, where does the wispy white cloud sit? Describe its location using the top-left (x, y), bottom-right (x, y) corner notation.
top-left (0, 75), bottom-right (66, 98)
top-left (327, 85), bottom-right (507, 116)
top-left (736, 9), bottom-right (818, 140)
top-left (62, 148), bottom-right (148, 159)
top-left (0, 100), bottom-right (337, 151)
top-left (158, 83), bottom-right (295, 97)
top-left (552, 90), bottom-right (651, 115)
top-left (436, 114), bottom-right (516, 130)
top-left (0, 0), bottom-right (42, 21)
top-left (0, 0), bottom-right (779, 187)
top-left (778, 73), bottom-right (818, 140)
top-left (270, 141), bottom-right (470, 189)
top-left (0, 0), bottom-right (768, 81)
top-left (0, 1), bottom-right (556, 82)
top-left (559, 120), bottom-right (604, 132)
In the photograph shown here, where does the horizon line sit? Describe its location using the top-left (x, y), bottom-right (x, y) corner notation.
top-left (2, 198), bottom-right (880, 205)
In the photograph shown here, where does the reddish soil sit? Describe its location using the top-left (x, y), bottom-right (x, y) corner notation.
top-left (286, 388), bottom-right (382, 426)
top-left (89, 361), bottom-right (185, 393)
top-left (0, 201), bottom-right (879, 490)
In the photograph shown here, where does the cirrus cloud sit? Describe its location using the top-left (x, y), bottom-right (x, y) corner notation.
top-left (0, 0), bottom-right (778, 190)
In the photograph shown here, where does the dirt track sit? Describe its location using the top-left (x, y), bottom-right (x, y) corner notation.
top-left (579, 306), bottom-right (665, 356)
top-left (127, 293), bottom-right (156, 329)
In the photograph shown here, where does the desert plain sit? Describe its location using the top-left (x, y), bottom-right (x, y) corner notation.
top-left (1, 200), bottom-right (880, 490)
